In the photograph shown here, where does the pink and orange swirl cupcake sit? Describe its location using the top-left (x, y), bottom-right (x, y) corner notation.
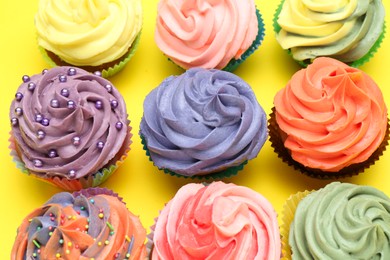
top-left (11, 188), bottom-right (147, 259)
top-left (155, 0), bottom-right (265, 71)
top-left (148, 181), bottom-right (281, 259)
top-left (269, 57), bottom-right (389, 178)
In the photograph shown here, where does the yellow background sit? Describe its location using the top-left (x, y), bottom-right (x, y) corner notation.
top-left (1, 0), bottom-right (390, 258)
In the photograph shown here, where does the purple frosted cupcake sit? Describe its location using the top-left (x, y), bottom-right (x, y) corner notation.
top-left (9, 67), bottom-right (131, 190)
top-left (139, 68), bottom-right (267, 179)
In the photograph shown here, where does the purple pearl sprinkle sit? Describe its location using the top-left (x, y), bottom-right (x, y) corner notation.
top-left (15, 107), bottom-right (23, 116)
top-left (105, 84), bottom-right (112, 93)
top-left (41, 118), bottom-right (50, 126)
top-left (28, 82), bottom-right (36, 92)
top-left (94, 71), bottom-right (102, 77)
top-left (69, 170), bottom-right (76, 178)
top-left (67, 100), bottom-right (76, 109)
top-left (22, 75), bottom-right (30, 83)
top-left (50, 99), bottom-right (60, 108)
top-left (68, 68), bottom-right (77, 76)
top-left (115, 122), bottom-right (123, 130)
top-left (110, 100), bottom-right (118, 109)
top-left (48, 149), bottom-right (57, 158)
top-left (59, 75), bottom-right (67, 83)
top-left (37, 130), bottom-right (46, 140)
top-left (33, 159), bottom-right (43, 168)
top-left (15, 92), bottom-right (24, 101)
top-left (35, 114), bottom-right (43, 123)
top-left (96, 141), bottom-right (104, 149)
top-left (61, 88), bottom-right (70, 97)
top-left (11, 118), bottom-right (18, 126)
top-left (42, 69), bottom-right (48, 75)
top-left (72, 136), bottom-right (81, 146)
top-left (95, 100), bottom-right (103, 109)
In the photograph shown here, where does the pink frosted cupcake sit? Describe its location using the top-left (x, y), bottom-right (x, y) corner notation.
top-left (9, 67), bottom-right (131, 190)
top-left (148, 181), bottom-right (281, 259)
top-left (155, 0), bottom-right (265, 71)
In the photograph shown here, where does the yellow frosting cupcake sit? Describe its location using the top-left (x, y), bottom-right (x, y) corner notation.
top-left (35, 0), bottom-right (142, 77)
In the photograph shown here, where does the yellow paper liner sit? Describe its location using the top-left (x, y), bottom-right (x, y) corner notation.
top-left (268, 107), bottom-right (390, 179)
top-left (280, 190), bottom-right (313, 260)
top-left (9, 123), bottom-right (132, 191)
top-left (38, 32), bottom-right (142, 78)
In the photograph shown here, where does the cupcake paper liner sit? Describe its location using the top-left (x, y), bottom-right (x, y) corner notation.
top-left (268, 108), bottom-right (390, 179)
top-left (273, 0), bottom-right (386, 68)
top-left (280, 190), bottom-right (312, 260)
top-left (72, 187), bottom-right (124, 204)
top-left (9, 125), bottom-right (132, 191)
top-left (223, 8), bottom-right (265, 72)
top-left (140, 134), bottom-right (246, 180)
top-left (38, 32), bottom-right (142, 78)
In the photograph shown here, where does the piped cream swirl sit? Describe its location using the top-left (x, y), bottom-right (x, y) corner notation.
top-left (289, 182), bottom-right (390, 259)
top-left (155, 0), bottom-right (258, 69)
top-left (35, 0), bottom-right (142, 66)
top-left (276, 0), bottom-right (385, 63)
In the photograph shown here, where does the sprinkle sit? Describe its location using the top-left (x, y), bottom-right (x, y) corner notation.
top-left (15, 92), bottom-right (24, 101)
top-left (59, 239), bottom-right (64, 245)
top-left (11, 117), bottom-right (18, 126)
top-left (56, 253), bottom-right (61, 258)
top-left (106, 222), bottom-right (114, 231)
top-left (67, 215), bottom-right (72, 220)
top-left (22, 75), bottom-right (30, 83)
top-left (98, 241), bottom-right (102, 246)
top-left (59, 75), bottom-right (67, 82)
top-left (48, 226), bottom-right (53, 231)
top-left (29, 219), bottom-right (33, 222)
top-left (126, 253), bottom-right (131, 259)
top-left (66, 249), bottom-right (70, 254)
top-left (90, 199), bottom-right (94, 204)
top-left (85, 224), bottom-right (89, 229)
top-left (125, 235), bottom-right (131, 242)
top-left (60, 219), bottom-right (65, 225)
top-left (49, 232), bottom-right (53, 236)
top-left (68, 242), bottom-right (72, 247)
top-left (51, 217), bottom-right (55, 221)
top-left (110, 231), bottom-right (115, 236)
top-left (28, 82), bottom-right (36, 91)
top-left (68, 68), bottom-right (77, 76)
top-left (33, 252), bottom-right (37, 257)
top-left (98, 213), bottom-right (104, 219)
top-left (75, 244), bottom-right (79, 249)
top-left (90, 258), bottom-right (95, 260)
top-left (36, 226), bottom-right (41, 231)
top-left (105, 240), bottom-right (110, 245)
top-left (32, 239), bottom-right (41, 248)
top-left (80, 206), bottom-right (85, 211)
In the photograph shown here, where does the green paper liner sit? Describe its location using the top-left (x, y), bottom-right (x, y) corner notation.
top-left (280, 190), bottom-right (312, 260)
top-left (268, 107), bottom-right (390, 179)
top-left (38, 32), bottom-right (142, 78)
top-left (223, 8), bottom-right (265, 72)
top-left (9, 124), bottom-right (132, 191)
top-left (140, 134), bottom-right (246, 180)
top-left (273, 0), bottom-right (386, 68)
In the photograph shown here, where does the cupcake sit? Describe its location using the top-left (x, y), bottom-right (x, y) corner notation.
top-left (155, 0), bottom-right (265, 71)
top-left (11, 187), bottom-right (147, 259)
top-left (148, 181), bottom-right (281, 259)
top-left (9, 66), bottom-right (131, 190)
top-left (35, 0), bottom-right (142, 78)
top-left (281, 182), bottom-right (390, 259)
top-left (269, 57), bottom-right (389, 178)
top-left (274, 0), bottom-right (386, 67)
top-left (140, 68), bottom-right (268, 179)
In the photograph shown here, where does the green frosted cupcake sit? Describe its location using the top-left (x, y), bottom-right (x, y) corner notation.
top-left (155, 0), bottom-right (264, 71)
top-left (35, 0), bottom-right (143, 77)
top-left (139, 68), bottom-right (268, 179)
top-left (281, 182), bottom-right (390, 259)
top-left (273, 0), bottom-right (386, 67)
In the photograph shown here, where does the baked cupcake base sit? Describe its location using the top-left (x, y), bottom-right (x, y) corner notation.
top-left (268, 108), bottom-right (390, 179)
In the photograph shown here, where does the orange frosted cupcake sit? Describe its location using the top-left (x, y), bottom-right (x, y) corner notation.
top-left (269, 57), bottom-right (389, 178)
top-left (11, 187), bottom-right (147, 259)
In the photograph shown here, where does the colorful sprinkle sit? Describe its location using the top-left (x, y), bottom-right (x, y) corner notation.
top-left (98, 213), bottom-right (104, 219)
top-left (56, 253), bottom-right (61, 258)
top-left (106, 222), bottom-right (114, 231)
top-left (49, 232), bottom-right (53, 236)
top-left (105, 240), bottom-right (110, 245)
top-left (98, 241), bottom-right (102, 246)
top-left (59, 239), bottom-right (64, 245)
top-left (32, 239), bottom-right (41, 248)
top-left (66, 249), bottom-right (70, 254)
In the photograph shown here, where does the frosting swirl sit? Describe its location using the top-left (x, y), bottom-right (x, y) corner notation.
top-left (35, 0), bottom-right (142, 66)
top-left (289, 182), bottom-right (390, 259)
top-left (11, 188), bottom-right (147, 259)
top-left (274, 57), bottom-right (387, 172)
top-left (276, 0), bottom-right (385, 63)
top-left (140, 68), bottom-right (267, 176)
top-left (151, 182), bottom-right (281, 259)
top-left (155, 0), bottom-right (258, 69)
top-left (9, 67), bottom-right (129, 180)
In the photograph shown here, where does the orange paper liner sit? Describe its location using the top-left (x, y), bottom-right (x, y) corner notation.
top-left (9, 124), bottom-right (132, 191)
top-left (268, 108), bottom-right (390, 179)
